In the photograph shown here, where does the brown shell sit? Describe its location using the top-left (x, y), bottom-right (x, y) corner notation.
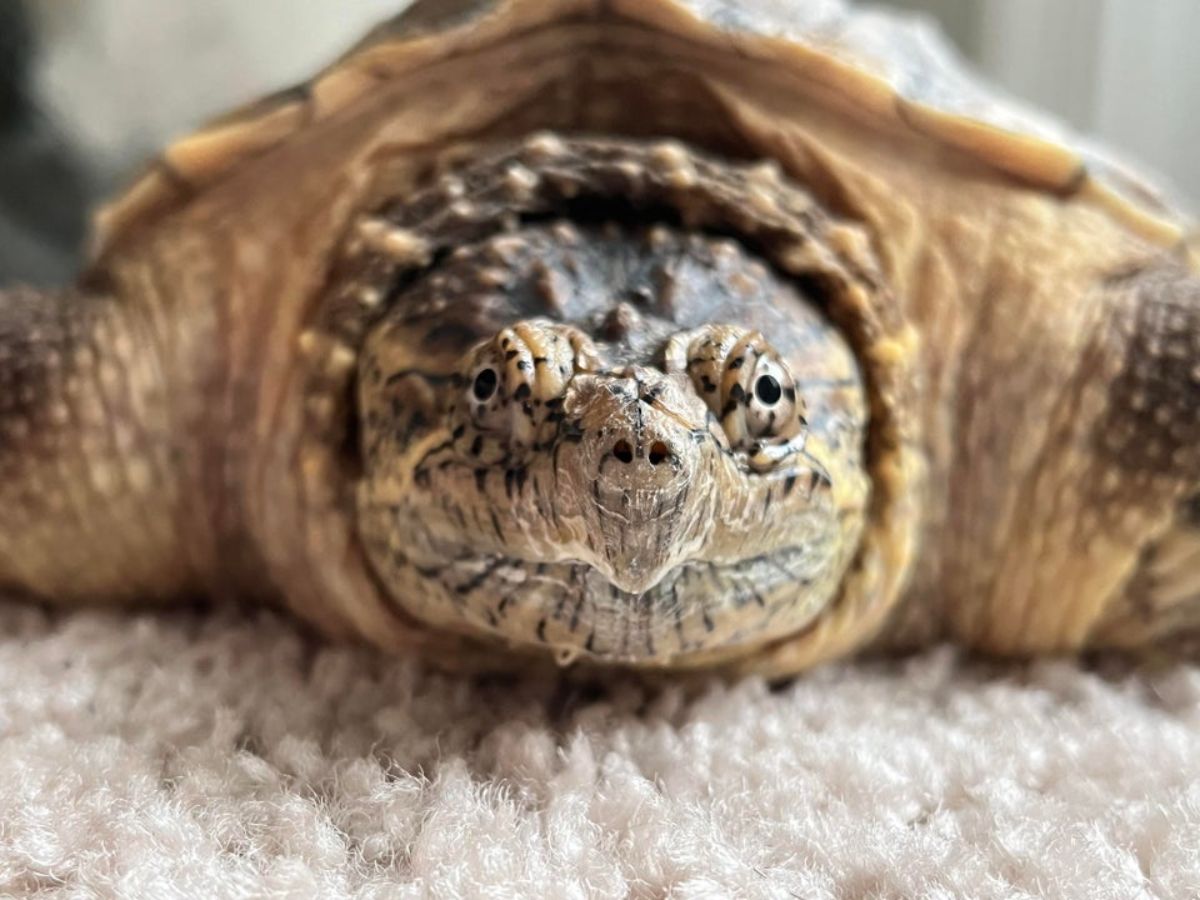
top-left (91, 0), bottom-right (1195, 262)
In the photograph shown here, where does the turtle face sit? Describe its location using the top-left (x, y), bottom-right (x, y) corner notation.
top-left (356, 218), bottom-right (871, 666)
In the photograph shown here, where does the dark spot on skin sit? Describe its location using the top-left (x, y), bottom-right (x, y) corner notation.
top-left (640, 385), bottom-right (665, 405)
top-left (455, 559), bottom-right (507, 595)
top-left (452, 424), bottom-right (466, 440)
top-left (505, 468), bottom-right (520, 498)
top-left (537, 619), bottom-right (548, 642)
top-left (783, 474), bottom-right (798, 496)
top-left (729, 383), bottom-right (746, 404)
top-left (513, 383), bottom-right (532, 401)
top-left (470, 435), bottom-right (484, 457)
top-left (701, 376), bottom-right (717, 394)
top-left (517, 360), bottom-right (530, 372)
top-left (475, 468), bottom-right (488, 492)
top-left (505, 350), bottom-right (519, 361)
top-left (607, 384), bottom-right (631, 400)
top-left (729, 356), bottom-right (745, 370)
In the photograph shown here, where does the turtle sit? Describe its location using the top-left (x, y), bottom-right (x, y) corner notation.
top-left (0, 0), bottom-right (1197, 678)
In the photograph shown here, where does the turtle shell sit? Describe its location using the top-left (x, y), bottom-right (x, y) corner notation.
top-left (91, 0), bottom-right (1196, 264)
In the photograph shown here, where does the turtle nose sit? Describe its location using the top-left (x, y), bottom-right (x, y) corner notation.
top-left (605, 431), bottom-right (679, 475)
top-left (575, 383), bottom-right (702, 590)
top-left (589, 403), bottom-right (692, 497)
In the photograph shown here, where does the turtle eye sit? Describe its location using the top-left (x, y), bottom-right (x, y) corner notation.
top-left (755, 374), bottom-right (782, 406)
top-left (677, 326), bottom-right (806, 457)
top-left (472, 368), bottom-right (498, 401)
top-left (743, 354), bottom-right (799, 443)
top-left (450, 320), bottom-right (600, 463)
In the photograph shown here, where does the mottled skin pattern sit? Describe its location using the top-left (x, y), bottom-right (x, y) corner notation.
top-left (0, 0), bottom-right (1197, 677)
top-left (358, 217), bottom-right (867, 662)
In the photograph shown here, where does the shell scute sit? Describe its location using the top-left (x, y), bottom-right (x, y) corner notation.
top-left (92, 0), bottom-right (1192, 262)
top-left (642, 0), bottom-right (1191, 246)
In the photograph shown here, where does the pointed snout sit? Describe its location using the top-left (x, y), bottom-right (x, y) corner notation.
top-left (563, 372), bottom-right (714, 592)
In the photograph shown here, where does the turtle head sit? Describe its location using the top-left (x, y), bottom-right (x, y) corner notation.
top-left (341, 136), bottom-right (918, 669)
top-left (356, 210), bottom-right (872, 666)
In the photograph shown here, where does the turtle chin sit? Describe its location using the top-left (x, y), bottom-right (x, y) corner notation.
top-left (430, 544), bottom-right (844, 665)
top-left (592, 563), bottom-right (671, 596)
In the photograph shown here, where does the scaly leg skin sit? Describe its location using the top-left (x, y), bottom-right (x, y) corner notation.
top-left (0, 286), bottom-right (196, 605)
top-left (1088, 266), bottom-right (1200, 651)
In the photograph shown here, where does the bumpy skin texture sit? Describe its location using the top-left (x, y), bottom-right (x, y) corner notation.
top-left (0, 0), bottom-right (1197, 676)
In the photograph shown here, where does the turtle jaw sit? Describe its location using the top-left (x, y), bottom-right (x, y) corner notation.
top-left (355, 362), bottom-right (859, 664)
top-left (582, 483), bottom-right (712, 594)
top-left (356, 433), bottom-right (850, 664)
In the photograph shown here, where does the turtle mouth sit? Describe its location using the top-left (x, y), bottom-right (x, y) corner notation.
top-left (437, 541), bottom-right (839, 663)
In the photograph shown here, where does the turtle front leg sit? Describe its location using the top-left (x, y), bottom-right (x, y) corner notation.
top-left (0, 285), bottom-right (197, 604)
top-left (1087, 264), bottom-right (1200, 648)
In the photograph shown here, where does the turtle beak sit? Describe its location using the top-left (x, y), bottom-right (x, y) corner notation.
top-left (561, 371), bottom-right (716, 593)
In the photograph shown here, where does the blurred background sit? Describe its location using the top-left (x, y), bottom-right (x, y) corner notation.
top-left (2, 0), bottom-right (1197, 284)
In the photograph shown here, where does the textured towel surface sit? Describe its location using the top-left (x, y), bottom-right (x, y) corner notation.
top-left (1, 602), bottom-right (1198, 898)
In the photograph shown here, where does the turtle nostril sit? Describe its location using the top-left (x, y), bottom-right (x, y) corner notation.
top-left (613, 440), bottom-right (634, 464)
top-left (648, 441), bottom-right (671, 466)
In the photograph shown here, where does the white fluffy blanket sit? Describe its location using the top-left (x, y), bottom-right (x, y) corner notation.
top-left (2, 602), bottom-right (1198, 898)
